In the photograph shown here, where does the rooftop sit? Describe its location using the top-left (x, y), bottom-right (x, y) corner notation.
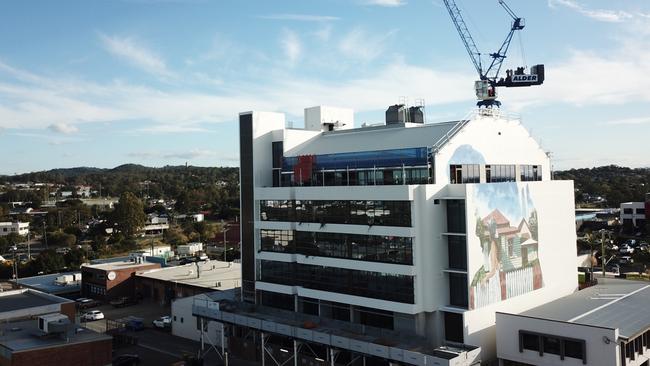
top-left (15, 272), bottom-right (81, 295)
top-left (82, 259), bottom-right (160, 272)
top-left (0, 289), bottom-right (72, 319)
top-left (137, 260), bottom-right (241, 291)
top-left (0, 319), bottom-right (111, 352)
top-left (285, 121), bottom-right (461, 157)
top-left (516, 278), bottom-right (650, 340)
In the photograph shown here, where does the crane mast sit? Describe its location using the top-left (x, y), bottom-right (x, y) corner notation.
top-left (442, 0), bottom-right (545, 108)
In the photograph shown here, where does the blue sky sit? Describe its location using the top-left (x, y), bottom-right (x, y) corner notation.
top-left (1, 0), bottom-right (649, 175)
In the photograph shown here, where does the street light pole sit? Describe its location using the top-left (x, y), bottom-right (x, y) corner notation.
top-left (223, 226), bottom-right (230, 262)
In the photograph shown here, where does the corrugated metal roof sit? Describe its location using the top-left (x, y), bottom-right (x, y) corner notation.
top-left (285, 121), bottom-right (461, 157)
top-left (520, 278), bottom-right (650, 339)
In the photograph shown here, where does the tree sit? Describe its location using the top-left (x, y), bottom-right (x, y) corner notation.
top-left (64, 249), bottom-right (86, 269)
top-left (33, 249), bottom-right (66, 274)
top-left (113, 192), bottom-right (146, 238)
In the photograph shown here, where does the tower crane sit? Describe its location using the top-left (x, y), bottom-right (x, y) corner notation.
top-left (442, 0), bottom-right (545, 107)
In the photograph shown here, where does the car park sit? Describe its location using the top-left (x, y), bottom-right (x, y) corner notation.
top-left (152, 316), bottom-right (172, 329)
top-left (110, 296), bottom-right (137, 308)
top-left (82, 310), bottom-right (105, 321)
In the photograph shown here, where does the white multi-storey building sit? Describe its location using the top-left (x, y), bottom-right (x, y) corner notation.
top-left (0, 222), bottom-right (29, 237)
top-left (193, 106), bottom-right (578, 366)
top-left (620, 199), bottom-right (647, 229)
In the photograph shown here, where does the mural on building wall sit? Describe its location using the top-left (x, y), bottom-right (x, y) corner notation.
top-left (469, 183), bottom-right (542, 310)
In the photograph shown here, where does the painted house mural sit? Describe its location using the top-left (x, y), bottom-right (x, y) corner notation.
top-left (469, 183), bottom-right (542, 310)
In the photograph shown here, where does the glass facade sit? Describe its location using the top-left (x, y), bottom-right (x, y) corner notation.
top-left (260, 229), bottom-right (413, 264)
top-left (280, 147), bottom-right (431, 187)
top-left (447, 235), bottom-right (467, 270)
top-left (448, 273), bottom-right (469, 308)
top-left (260, 200), bottom-right (412, 227)
top-left (446, 200), bottom-right (467, 233)
top-left (259, 260), bottom-right (414, 303)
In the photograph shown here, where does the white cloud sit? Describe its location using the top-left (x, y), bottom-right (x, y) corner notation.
top-left (313, 25), bottom-right (333, 42)
top-left (258, 14), bottom-right (339, 22)
top-left (0, 58), bottom-right (473, 132)
top-left (548, 0), bottom-right (634, 23)
top-left (363, 0), bottom-right (406, 7)
top-left (99, 34), bottom-right (173, 78)
top-left (338, 28), bottom-right (398, 63)
top-left (48, 122), bottom-right (79, 134)
top-left (281, 29), bottom-right (302, 65)
top-left (602, 117), bottom-right (650, 126)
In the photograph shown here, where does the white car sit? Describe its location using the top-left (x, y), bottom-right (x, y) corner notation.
top-left (619, 245), bottom-right (634, 254)
top-left (82, 310), bottom-right (104, 321)
top-left (152, 316), bottom-right (172, 329)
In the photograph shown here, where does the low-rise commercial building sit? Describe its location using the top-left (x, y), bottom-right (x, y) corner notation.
top-left (135, 260), bottom-right (240, 305)
top-left (81, 258), bottom-right (160, 301)
top-left (177, 242), bottom-right (203, 257)
top-left (0, 318), bottom-right (112, 366)
top-left (497, 278), bottom-right (650, 366)
top-left (0, 289), bottom-right (76, 322)
top-left (171, 290), bottom-right (237, 347)
top-left (14, 272), bottom-right (82, 297)
top-left (621, 199), bottom-right (648, 229)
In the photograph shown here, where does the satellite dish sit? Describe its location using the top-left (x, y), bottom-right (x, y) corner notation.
top-left (107, 271), bottom-right (116, 281)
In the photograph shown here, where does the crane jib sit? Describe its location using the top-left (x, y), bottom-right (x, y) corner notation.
top-left (512, 75), bottom-right (538, 82)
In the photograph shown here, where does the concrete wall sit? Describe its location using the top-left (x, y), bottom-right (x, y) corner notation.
top-left (496, 312), bottom-right (620, 366)
top-left (7, 338), bottom-right (112, 366)
top-left (171, 291), bottom-right (236, 347)
top-left (463, 181), bottom-right (578, 361)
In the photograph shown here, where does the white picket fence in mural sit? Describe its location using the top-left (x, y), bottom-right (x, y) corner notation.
top-left (473, 274), bottom-right (501, 309)
top-left (504, 266), bottom-right (534, 299)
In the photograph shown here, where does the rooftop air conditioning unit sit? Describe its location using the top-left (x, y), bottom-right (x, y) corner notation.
top-left (38, 314), bottom-right (70, 334)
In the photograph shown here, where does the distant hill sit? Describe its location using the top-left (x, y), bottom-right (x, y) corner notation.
top-left (0, 165), bottom-right (239, 205)
top-left (555, 165), bottom-right (650, 207)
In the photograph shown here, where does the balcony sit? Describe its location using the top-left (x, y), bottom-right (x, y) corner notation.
top-left (192, 298), bottom-right (480, 366)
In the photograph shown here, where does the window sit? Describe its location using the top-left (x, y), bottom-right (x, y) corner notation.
top-left (564, 340), bottom-right (584, 360)
top-left (449, 273), bottom-right (468, 308)
top-left (450, 164), bottom-right (480, 184)
top-left (520, 165), bottom-right (542, 181)
top-left (486, 164), bottom-right (516, 183)
top-left (259, 260), bottom-right (414, 304)
top-left (447, 236), bottom-right (467, 270)
top-left (260, 200), bottom-right (412, 227)
top-left (259, 290), bottom-right (294, 311)
top-left (521, 333), bottom-right (540, 352)
top-left (623, 208), bottom-right (633, 214)
top-left (444, 312), bottom-right (464, 343)
top-left (519, 330), bottom-right (586, 364)
top-left (543, 336), bottom-right (561, 355)
top-left (447, 200), bottom-right (466, 233)
top-left (637, 208), bottom-right (646, 215)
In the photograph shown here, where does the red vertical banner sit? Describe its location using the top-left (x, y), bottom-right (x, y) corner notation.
top-left (293, 155), bottom-right (315, 185)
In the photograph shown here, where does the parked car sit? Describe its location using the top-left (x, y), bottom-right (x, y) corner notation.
top-left (82, 310), bottom-right (104, 321)
top-left (179, 257), bottom-right (195, 265)
top-left (124, 317), bottom-right (145, 331)
top-left (152, 316), bottom-right (172, 329)
top-left (76, 298), bottom-right (100, 309)
top-left (110, 296), bottom-right (137, 308)
top-left (605, 263), bottom-right (621, 274)
top-left (619, 256), bottom-right (634, 265)
top-left (619, 244), bottom-right (635, 254)
top-left (112, 354), bottom-right (140, 366)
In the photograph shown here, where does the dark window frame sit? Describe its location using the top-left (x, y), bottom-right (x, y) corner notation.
top-left (519, 330), bottom-right (586, 364)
